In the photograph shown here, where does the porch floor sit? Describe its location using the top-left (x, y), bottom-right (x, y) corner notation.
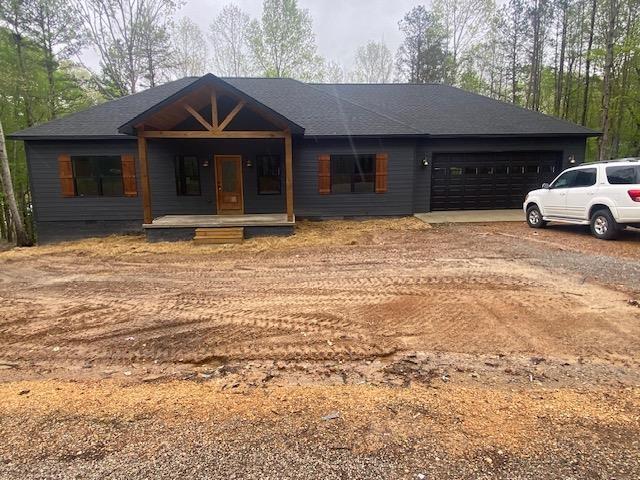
top-left (143, 213), bottom-right (295, 229)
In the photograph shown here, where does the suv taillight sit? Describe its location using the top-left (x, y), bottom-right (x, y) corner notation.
top-left (628, 190), bottom-right (640, 202)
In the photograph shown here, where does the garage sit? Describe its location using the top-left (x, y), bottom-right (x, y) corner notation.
top-left (430, 151), bottom-right (563, 210)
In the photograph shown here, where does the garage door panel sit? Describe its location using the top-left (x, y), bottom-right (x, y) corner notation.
top-left (430, 151), bottom-right (562, 211)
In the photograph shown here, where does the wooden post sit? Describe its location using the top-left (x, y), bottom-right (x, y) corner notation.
top-left (137, 127), bottom-right (152, 224)
top-left (284, 131), bottom-right (294, 222)
top-left (211, 89), bottom-right (218, 130)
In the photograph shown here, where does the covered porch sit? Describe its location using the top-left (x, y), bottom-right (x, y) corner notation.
top-left (116, 74), bottom-right (303, 241)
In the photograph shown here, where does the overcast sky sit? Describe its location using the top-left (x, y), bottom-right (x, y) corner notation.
top-left (82, 0), bottom-right (430, 71)
top-left (183, 0), bottom-right (425, 69)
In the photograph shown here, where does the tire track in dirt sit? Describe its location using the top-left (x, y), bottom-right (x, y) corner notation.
top-left (1, 222), bottom-right (640, 369)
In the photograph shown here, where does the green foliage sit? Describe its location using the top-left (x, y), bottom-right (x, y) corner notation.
top-left (396, 5), bottom-right (449, 83)
top-left (0, 26), bottom-right (101, 242)
top-left (248, 0), bottom-right (323, 80)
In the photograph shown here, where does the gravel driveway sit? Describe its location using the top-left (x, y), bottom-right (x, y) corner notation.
top-left (1, 219), bottom-right (639, 479)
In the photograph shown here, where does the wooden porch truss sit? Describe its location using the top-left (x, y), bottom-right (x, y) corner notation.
top-left (136, 88), bottom-right (294, 224)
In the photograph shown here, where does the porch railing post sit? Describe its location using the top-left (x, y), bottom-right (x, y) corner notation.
top-left (284, 131), bottom-right (294, 222)
top-left (137, 126), bottom-right (153, 224)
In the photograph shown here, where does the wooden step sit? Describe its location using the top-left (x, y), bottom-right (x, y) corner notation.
top-left (193, 227), bottom-right (244, 244)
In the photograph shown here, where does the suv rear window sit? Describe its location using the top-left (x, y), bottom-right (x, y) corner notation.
top-left (606, 165), bottom-right (640, 184)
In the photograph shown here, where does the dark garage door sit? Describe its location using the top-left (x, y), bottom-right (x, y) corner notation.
top-left (430, 151), bottom-right (562, 210)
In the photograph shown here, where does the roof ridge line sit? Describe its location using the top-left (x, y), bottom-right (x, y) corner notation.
top-left (303, 83), bottom-right (423, 134)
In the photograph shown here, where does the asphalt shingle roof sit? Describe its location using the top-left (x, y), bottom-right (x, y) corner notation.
top-left (311, 83), bottom-right (597, 136)
top-left (9, 75), bottom-right (597, 139)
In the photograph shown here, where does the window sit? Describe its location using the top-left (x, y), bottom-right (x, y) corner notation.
top-left (331, 154), bottom-right (375, 193)
top-left (257, 155), bottom-right (281, 194)
top-left (607, 166), bottom-right (640, 185)
top-left (573, 168), bottom-right (597, 187)
top-left (175, 156), bottom-right (201, 196)
top-left (71, 156), bottom-right (123, 196)
top-left (552, 168), bottom-right (596, 188)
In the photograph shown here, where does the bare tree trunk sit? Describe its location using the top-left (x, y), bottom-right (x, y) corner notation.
top-left (0, 198), bottom-right (6, 240)
top-left (0, 120), bottom-right (32, 246)
top-left (581, 0), bottom-right (597, 126)
top-left (563, 54), bottom-right (575, 120)
top-left (598, 0), bottom-right (620, 160)
top-left (554, 0), bottom-right (568, 117)
top-left (611, 2), bottom-right (632, 157)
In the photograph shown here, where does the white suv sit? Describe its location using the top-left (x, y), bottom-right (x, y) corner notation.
top-left (524, 158), bottom-right (640, 240)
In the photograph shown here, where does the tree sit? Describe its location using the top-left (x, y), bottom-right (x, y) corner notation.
top-left (598, 0), bottom-right (621, 160)
top-left (433, 0), bottom-right (495, 85)
top-left (0, 119), bottom-right (31, 246)
top-left (552, 0), bottom-right (569, 116)
top-left (138, 7), bottom-right (174, 88)
top-left (0, 0), bottom-right (35, 126)
top-left (248, 0), bottom-right (322, 79)
top-left (172, 17), bottom-right (208, 78)
top-left (352, 41), bottom-right (394, 83)
top-left (319, 60), bottom-right (346, 83)
top-left (24, 0), bottom-right (84, 119)
top-left (581, 0), bottom-right (597, 125)
top-left (525, 0), bottom-right (552, 111)
top-left (396, 5), bottom-right (448, 84)
top-left (209, 4), bottom-right (254, 77)
top-left (73, 0), bottom-right (178, 97)
top-left (498, 0), bottom-right (529, 104)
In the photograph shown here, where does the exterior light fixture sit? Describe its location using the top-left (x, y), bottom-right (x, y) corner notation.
top-left (245, 158), bottom-right (253, 168)
top-left (421, 154), bottom-right (431, 167)
top-left (568, 154), bottom-right (576, 165)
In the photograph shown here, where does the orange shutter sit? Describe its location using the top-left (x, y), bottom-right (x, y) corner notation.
top-left (318, 154), bottom-right (331, 194)
top-left (375, 153), bottom-right (388, 193)
top-left (121, 154), bottom-right (137, 197)
top-left (57, 154), bottom-right (75, 197)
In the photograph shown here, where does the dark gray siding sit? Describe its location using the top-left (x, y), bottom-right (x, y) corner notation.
top-left (26, 140), bottom-right (142, 242)
top-left (294, 138), bottom-right (418, 217)
top-left (147, 138), bottom-right (285, 216)
top-left (26, 138), bottom-right (287, 242)
top-left (26, 140), bottom-right (141, 222)
top-left (414, 136), bottom-right (587, 212)
top-left (36, 220), bottom-right (143, 244)
top-left (25, 134), bottom-right (588, 242)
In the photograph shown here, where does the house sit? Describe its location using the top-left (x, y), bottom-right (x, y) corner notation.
top-left (10, 74), bottom-right (597, 243)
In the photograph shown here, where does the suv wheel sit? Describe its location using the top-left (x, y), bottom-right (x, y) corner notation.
top-left (526, 205), bottom-right (546, 228)
top-left (590, 209), bottom-right (619, 240)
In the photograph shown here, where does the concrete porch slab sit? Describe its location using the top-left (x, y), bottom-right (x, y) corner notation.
top-left (415, 210), bottom-right (524, 224)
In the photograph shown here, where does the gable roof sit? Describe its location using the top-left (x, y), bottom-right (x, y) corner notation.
top-left (9, 75), bottom-right (598, 140)
top-left (118, 74), bottom-right (305, 135)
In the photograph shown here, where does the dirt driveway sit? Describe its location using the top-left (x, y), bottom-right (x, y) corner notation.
top-left (1, 219), bottom-right (639, 479)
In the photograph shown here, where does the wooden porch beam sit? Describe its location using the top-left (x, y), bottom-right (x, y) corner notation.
top-left (218, 101), bottom-right (245, 131)
top-left (284, 130), bottom-right (294, 222)
top-left (211, 89), bottom-right (218, 130)
top-left (183, 103), bottom-right (213, 131)
top-left (141, 130), bottom-right (286, 139)
top-left (137, 127), bottom-right (152, 224)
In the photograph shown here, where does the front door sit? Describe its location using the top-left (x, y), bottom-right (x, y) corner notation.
top-left (214, 155), bottom-right (244, 214)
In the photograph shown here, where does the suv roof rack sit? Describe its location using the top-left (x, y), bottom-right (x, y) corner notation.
top-left (587, 158), bottom-right (640, 165)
